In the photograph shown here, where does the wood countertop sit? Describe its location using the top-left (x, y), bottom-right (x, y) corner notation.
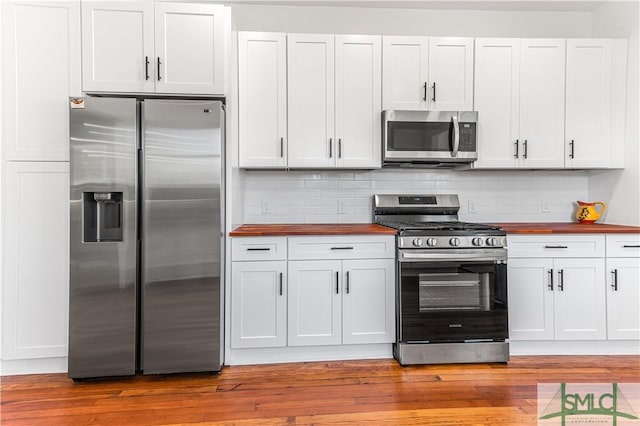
top-left (231, 222), bottom-right (640, 236)
top-left (229, 223), bottom-right (397, 237)
top-left (493, 222), bottom-right (640, 234)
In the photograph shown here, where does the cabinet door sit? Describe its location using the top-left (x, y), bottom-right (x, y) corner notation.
top-left (519, 39), bottom-right (565, 168)
top-left (335, 35), bottom-right (382, 169)
top-left (3, 162), bottom-right (70, 359)
top-left (606, 258), bottom-right (640, 340)
top-left (565, 39), bottom-right (612, 168)
top-left (82, 1), bottom-right (154, 92)
top-left (238, 32), bottom-right (287, 168)
top-left (508, 258), bottom-right (555, 340)
top-left (473, 38), bottom-right (520, 168)
top-left (287, 34), bottom-right (335, 168)
top-left (382, 36), bottom-right (429, 110)
top-left (2, 0), bottom-right (81, 161)
top-left (288, 260), bottom-right (342, 346)
top-left (342, 259), bottom-right (395, 344)
top-left (553, 258), bottom-right (606, 340)
top-left (231, 261), bottom-right (287, 348)
top-left (154, 3), bottom-right (225, 94)
top-left (428, 37), bottom-right (474, 111)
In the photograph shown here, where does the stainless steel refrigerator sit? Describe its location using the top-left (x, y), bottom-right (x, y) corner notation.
top-left (68, 97), bottom-right (224, 379)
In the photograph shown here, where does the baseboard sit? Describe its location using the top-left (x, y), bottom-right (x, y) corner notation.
top-left (225, 344), bottom-right (394, 366)
top-left (0, 357), bottom-right (68, 376)
top-left (510, 340), bottom-right (640, 355)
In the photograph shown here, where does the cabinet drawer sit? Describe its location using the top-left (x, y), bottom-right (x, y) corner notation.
top-left (288, 235), bottom-right (395, 260)
top-left (508, 235), bottom-right (605, 258)
top-left (607, 234), bottom-right (640, 257)
top-left (232, 237), bottom-right (287, 261)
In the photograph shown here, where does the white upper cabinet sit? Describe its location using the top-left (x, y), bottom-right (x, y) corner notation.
top-left (2, 0), bottom-right (81, 161)
top-left (565, 39), bottom-right (612, 168)
top-left (382, 36), bottom-right (429, 110)
top-left (474, 38), bottom-right (521, 168)
top-left (82, 2), bottom-right (226, 94)
top-left (428, 37), bottom-right (474, 111)
top-left (287, 34), bottom-right (336, 168)
top-left (154, 3), bottom-right (225, 94)
top-left (335, 35), bottom-right (382, 168)
top-left (238, 32), bottom-right (287, 168)
top-left (519, 39), bottom-right (566, 168)
top-left (82, 2), bottom-right (154, 93)
top-left (382, 36), bottom-right (474, 111)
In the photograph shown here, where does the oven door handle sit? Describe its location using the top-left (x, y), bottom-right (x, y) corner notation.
top-left (451, 114), bottom-right (460, 157)
top-left (399, 252), bottom-right (506, 262)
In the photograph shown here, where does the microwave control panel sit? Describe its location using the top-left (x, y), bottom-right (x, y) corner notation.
top-left (459, 123), bottom-right (476, 152)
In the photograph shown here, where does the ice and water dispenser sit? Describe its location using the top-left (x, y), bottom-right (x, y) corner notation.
top-left (83, 192), bottom-right (123, 242)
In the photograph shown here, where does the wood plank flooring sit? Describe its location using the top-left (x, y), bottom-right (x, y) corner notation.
top-left (1, 356), bottom-right (639, 425)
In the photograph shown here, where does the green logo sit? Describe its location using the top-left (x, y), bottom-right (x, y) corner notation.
top-left (539, 383), bottom-right (639, 425)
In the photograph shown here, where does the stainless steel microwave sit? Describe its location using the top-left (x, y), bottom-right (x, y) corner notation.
top-left (382, 110), bottom-right (478, 168)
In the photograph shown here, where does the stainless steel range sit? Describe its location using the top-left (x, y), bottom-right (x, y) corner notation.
top-left (374, 194), bottom-right (509, 365)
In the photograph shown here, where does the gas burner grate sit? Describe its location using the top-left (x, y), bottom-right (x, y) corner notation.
top-left (378, 220), bottom-right (501, 232)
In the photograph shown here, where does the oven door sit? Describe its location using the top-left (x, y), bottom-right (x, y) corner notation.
top-left (397, 248), bottom-right (508, 343)
top-left (383, 110), bottom-right (477, 162)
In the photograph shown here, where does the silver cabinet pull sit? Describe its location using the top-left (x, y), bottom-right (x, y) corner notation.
top-left (623, 245), bottom-right (640, 248)
top-left (346, 271), bottom-right (350, 294)
top-left (338, 139), bottom-right (342, 159)
top-left (247, 247), bottom-right (271, 251)
top-left (335, 271), bottom-right (339, 294)
top-left (423, 82), bottom-right (427, 101)
top-left (545, 245), bottom-right (568, 249)
top-left (280, 137), bottom-right (284, 158)
top-left (157, 57), bottom-right (161, 81)
top-left (145, 56), bottom-right (150, 80)
top-left (279, 272), bottom-right (283, 296)
top-left (329, 138), bottom-right (333, 158)
top-left (611, 269), bottom-right (618, 291)
top-left (514, 140), bottom-right (519, 159)
top-left (523, 139), bottom-right (528, 159)
top-left (432, 82), bottom-right (436, 102)
top-left (548, 269), bottom-right (554, 291)
top-left (331, 246), bottom-right (354, 250)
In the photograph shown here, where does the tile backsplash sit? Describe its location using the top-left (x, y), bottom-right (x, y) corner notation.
top-left (243, 169), bottom-right (589, 224)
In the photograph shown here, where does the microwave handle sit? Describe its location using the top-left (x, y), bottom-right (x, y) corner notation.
top-left (451, 115), bottom-right (460, 157)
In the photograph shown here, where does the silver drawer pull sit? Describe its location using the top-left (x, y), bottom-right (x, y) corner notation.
top-left (247, 248), bottom-right (271, 251)
top-left (623, 245), bottom-right (640, 248)
top-left (544, 245), bottom-right (568, 249)
top-left (331, 246), bottom-right (354, 250)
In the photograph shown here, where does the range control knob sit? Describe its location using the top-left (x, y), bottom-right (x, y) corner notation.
top-left (412, 238), bottom-right (424, 247)
top-left (426, 238), bottom-right (438, 247)
top-left (472, 237), bottom-right (484, 246)
top-left (486, 237), bottom-right (498, 247)
top-left (449, 237), bottom-right (461, 247)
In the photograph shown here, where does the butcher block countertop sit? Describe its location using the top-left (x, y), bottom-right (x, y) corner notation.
top-left (494, 222), bottom-right (640, 234)
top-left (229, 223), bottom-right (397, 237)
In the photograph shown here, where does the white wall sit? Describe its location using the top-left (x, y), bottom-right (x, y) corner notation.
top-left (588, 1), bottom-right (640, 226)
top-left (232, 4), bottom-right (596, 225)
top-left (231, 5), bottom-right (592, 37)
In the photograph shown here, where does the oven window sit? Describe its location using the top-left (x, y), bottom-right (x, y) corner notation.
top-left (418, 272), bottom-right (490, 311)
top-left (387, 121), bottom-right (451, 152)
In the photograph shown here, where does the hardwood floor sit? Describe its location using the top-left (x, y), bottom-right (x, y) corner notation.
top-left (1, 356), bottom-right (639, 425)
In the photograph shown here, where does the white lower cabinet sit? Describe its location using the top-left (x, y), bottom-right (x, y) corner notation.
top-left (230, 235), bottom-right (395, 354)
top-left (288, 258), bottom-right (395, 346)
top-left (231, 261), bottom-right (287, 349)
top-left (606, 234), bottom-right (640, 340)
top-left (508, 235), bottom-right (607, 341)
top-left (2, 162), bottom-right (70, 360)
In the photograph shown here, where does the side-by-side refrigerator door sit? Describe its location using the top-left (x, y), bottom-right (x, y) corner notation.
top-left (141, 99), bottom-right (223, 374)
top-left (68, 97), bottom-right (138, 379)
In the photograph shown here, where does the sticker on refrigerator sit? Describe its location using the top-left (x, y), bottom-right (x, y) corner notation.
top-left (70, 97), bottom-right (85, 109)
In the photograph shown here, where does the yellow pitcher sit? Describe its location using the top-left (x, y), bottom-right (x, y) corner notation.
top-left (576, 201), bottom-right (607, 223)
